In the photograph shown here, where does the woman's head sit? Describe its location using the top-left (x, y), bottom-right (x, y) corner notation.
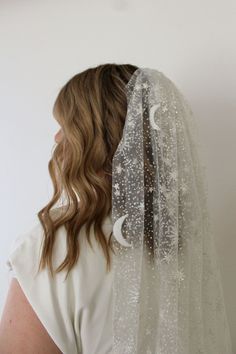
top-left (37, 63), bottom-right (139, 278)
top-left (52, 63), bottom-right (138, 178)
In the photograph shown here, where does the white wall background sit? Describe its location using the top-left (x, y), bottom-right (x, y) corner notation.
top-left (0, 0), bottom-right (235, 350)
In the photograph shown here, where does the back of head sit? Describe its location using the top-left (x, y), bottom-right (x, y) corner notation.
top-left (37, 63), bottom-right (139, 278)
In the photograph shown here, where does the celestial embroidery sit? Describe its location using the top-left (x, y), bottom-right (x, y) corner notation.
top-left (111, 68), bottom-right (233, 354)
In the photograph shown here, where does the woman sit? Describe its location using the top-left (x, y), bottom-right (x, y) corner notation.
top-left (0, 63), bottom-right (233, 353)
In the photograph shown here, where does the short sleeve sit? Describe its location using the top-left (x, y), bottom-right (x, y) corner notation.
top-left (5, 222), bottom-right (79, 354)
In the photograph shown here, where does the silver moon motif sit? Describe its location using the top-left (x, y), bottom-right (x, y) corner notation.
top-left (149, 103), bottom-right (161, 131)
top-left (113, 214), bottom-right (132, 247)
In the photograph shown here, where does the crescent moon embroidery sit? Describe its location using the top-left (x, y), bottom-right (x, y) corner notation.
top-left (113, 214), bottom-right (132, 247)
top-left (149, 104), bottom-right (161, 131)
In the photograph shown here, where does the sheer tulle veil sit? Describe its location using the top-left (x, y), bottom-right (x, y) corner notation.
top-left (111, 67), bottom-right (233, 354)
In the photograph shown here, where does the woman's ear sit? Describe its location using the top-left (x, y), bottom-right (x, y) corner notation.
top-left (54, 128), bottom-right (64, 144)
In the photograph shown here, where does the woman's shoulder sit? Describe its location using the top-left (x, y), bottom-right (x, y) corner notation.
top-left (6, 207), bottom-right (114, 274)
top-left (5, 211), bottom-right (79, 354)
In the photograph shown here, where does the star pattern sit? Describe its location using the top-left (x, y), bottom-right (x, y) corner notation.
top-left (116, 164), bottom-right (123, 174)
top-left (111, 68), bottom-right (230, 353)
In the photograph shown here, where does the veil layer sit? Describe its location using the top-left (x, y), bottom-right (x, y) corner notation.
top-left (111, 68), bottom-right (233, 354)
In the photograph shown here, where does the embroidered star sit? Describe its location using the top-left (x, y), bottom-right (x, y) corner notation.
top-left (176, 269), bottom-right (185, 283)
top-left (123, 139), bottom-right (131, 149)
top-left (128, 120), bottom-right (135, 127)
top-left (126, 221), bottom-right (132, 228)
top-left (142, 82), bottom-right (149, 89)
top-left (129, 287), bottom-right (140, 304)
top-left (170, 170), bottom-right (178, 180)
top-left (163, 252), bottom-right (173, 264)
top-left (180, 182), bottom-right (188, 194)
top-left (116, 164), bottom-right (123, 174)
top-left (139, 201), bottom-right (145, 210)
top-left (162, 104), bottom-right (168, 113)
top-left (160, 184), bottom-right (167, 194)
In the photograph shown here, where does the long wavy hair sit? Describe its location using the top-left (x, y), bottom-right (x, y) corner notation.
top-left (37, 63), bottom-right (139, 279)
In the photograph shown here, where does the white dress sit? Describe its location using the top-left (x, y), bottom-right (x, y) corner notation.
top-left (6, 214), bottom-right (114, 354)
top-left (5, 213), bottom-right (233, 354)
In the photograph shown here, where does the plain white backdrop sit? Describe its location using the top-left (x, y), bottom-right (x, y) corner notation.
top-left (0, 0), bottom-right (235, 350)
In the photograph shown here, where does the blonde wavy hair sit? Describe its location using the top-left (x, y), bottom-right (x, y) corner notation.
top-left (37, 63), bottom-right (139, 279)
